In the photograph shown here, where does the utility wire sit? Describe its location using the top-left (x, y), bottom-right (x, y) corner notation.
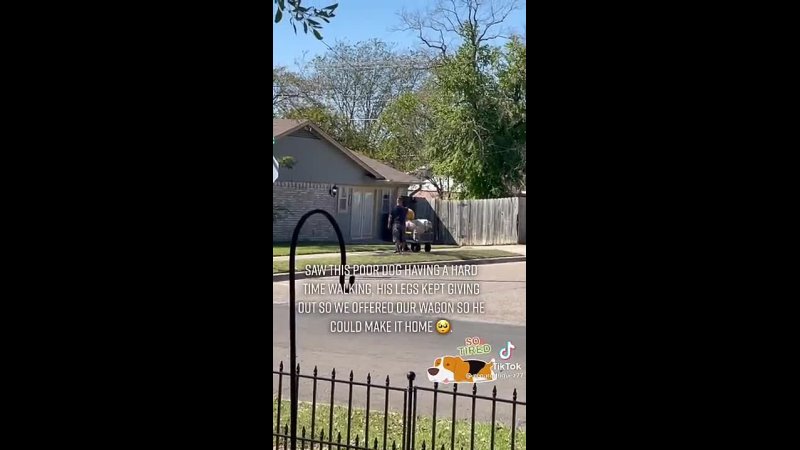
top-left (311, 64), bottom-right (433, 70)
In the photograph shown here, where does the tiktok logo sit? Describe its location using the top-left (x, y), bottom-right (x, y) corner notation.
top-left (499, 341), bottom-right (516, 360)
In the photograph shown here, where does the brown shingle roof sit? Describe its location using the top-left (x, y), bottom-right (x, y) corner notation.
top-left (352, 152), bottom-right (420, 184)
top-left (273, 119), bottom-right (306, 138)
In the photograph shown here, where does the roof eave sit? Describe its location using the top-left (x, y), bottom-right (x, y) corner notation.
top-left (381, 180), bottom-right (421, 185)
top-left (273, 120), bottom-right (310, 139)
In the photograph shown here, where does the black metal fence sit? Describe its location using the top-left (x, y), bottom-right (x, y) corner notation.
top-left (273, 362), bottom-right (526, 450)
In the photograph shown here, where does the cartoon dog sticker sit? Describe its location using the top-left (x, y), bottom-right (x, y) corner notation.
top-left (426, 356), bottom-right (496, 384)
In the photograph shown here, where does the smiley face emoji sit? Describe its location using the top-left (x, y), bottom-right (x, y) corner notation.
top-left (436, 319), bottom-right (451, 335)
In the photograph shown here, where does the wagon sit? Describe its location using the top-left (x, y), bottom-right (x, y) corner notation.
top-left (403, 219), bottom-right (434, 253)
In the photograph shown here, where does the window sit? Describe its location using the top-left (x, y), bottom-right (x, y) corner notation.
top-left (381, 193), bottom-right (390, 213)
top-left (338, 187), bottom-right (350, 213)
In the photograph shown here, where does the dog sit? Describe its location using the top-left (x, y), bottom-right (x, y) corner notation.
top-left (426, 356), bottom-right (496, 384)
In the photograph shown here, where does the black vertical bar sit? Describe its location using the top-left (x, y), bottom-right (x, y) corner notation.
top-left (510, 389), bottom-right (517, 450)
top-left (431, 382), bottom-right (438, 450)
top-left (330, 368), bottom-right (336, 444)
top-left (405, 372), bottom-right (416, 450)
top-left (290, 224), bottom-right (298, 450)
top-left (366, 373), bottom-right (371, 448)
top-left (422, 441), bottom-right (426, 450)
top-left (356, 435), bottom-right (360, 450)
top-left (489, 386), bottom-right (497, 450)
top-left (290, 210), bottom-right (349, 450)
top-left (320, 429), bottom-right (325, 450)
top-left (337, 431), bottom-right (342, 450)
top-left (311, 366), bottom-right (318, 447)
top-left (383, 376), bottom-right (390, 450)
top-left (277, 361), bottom-right (283, 450)
top-left (469, 384), bottom-right (477, 450)
top-left (412, 387), bottom-right (418, 450)
top-left (374, 437), bottom-right (379, 450)
top-left (401, 385), bottom-right (407, 450)
top-left (284, 424), bottom-right (289, 450)
top-left (347, 370), bottom-right (354, 448)
top-left (296, 363), bottom-right (301, 450)
top-left (301, 426), bottom-right (307, 450)
top-left (450, 384), bottom-right (458, 450)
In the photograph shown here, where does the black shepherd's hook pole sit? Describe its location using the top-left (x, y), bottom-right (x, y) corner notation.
top-left (288, 209), bottom-right (354, 450)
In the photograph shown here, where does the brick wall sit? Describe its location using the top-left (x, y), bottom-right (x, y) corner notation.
top-left (273, 181), bottom-right (339, 242)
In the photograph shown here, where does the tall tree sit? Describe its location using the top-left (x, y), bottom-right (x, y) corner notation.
top-left (273, 66), bottom-right (323, 117)
top-left (396, 0), bottom-right (519, 59)
top-left (386, 0), bottom-right (525, 198)
top-left (375, 89), bottom-right (451, 198)
top-left (303, 40), bottom-right (428, 138)
top-left (428, 32), bottom-right (526, 198)
top-left (497, 36), bottom-right (526, 191)
top-left (274, 40), bottom-right (430, 156)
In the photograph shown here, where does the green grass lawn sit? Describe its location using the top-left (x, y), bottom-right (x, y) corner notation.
top-left (272, 249), bottom-right (519, 274)
top-left (272, 399), bottom-right (526, 450)
top-left (273, 243), bottom-right (459, 257)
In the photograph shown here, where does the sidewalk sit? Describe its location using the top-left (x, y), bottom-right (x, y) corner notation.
top-left (272, 244), bottom-right (526, 262)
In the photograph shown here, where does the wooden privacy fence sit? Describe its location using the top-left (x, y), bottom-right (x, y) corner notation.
top-left (412, 197), bottom-right (524, 246)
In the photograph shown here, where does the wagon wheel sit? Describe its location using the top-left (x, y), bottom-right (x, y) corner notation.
top-left (411, 243), bottom-right (421, 252)
top-left (424, 243), bottom-right (431, 252)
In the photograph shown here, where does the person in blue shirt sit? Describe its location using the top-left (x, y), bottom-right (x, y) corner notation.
top-left (387, 197), bottom-right (408, 253)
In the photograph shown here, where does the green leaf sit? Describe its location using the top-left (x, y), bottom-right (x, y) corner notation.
top-left (303, 21), bottom-right (307, 33)
top-left (291, 20), bottom-right (297, 34)
top-left (278, 0), bottom-right (285, 9)
top-left (275, 8), bottom-right (282, 23)
top-left (312, 29), bottom-right (322, 40)
top-left (279, 155), bottom-right (296, 169)
top-left (324, 3), bottom-right (338, 11)
top-left (307, 18), bottom-right (320, 26)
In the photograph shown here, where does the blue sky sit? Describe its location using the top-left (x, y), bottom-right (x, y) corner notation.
top-left (273, 0), bottom-right (526, 69)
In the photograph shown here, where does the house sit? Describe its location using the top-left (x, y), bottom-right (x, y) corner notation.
top-left (273, 119), bottom-right (420, 243)
top-left (408, 178), bottom-right (459, 200)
